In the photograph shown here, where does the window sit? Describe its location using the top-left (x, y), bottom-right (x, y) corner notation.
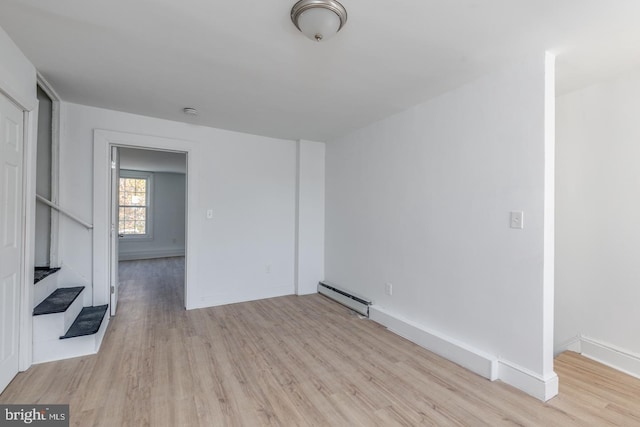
top-left (118, 171), bottom-right (152, 238)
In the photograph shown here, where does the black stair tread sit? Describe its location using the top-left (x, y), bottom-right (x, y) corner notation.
top-left (60, 305), bottom-right (108, 339)
top-left (34, 267), bottom-right (61, 284)
top-left (33, 286), bottom-right (85, 316)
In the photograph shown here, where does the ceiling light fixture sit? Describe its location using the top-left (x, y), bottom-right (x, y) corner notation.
top-left (183, 107), bottom-right (199, 116)
top-left (291, 0), bottom-right (347, 42)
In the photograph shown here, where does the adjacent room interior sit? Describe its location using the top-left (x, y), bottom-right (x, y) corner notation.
top-left (1, 1), bottom-right (639, 425)
top-left (117, 147), bottom-right (187, 308)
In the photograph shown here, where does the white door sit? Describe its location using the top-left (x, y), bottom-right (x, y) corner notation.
top-left (110, 146), bottom-right (120, 315)
top-left (0, 93), bottom-right (24, 393)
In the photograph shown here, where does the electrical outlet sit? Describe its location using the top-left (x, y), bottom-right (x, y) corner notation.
top-left (510, 211), bottom-right (524, 229)
top-left (385, 282), bottom-right (393, 296)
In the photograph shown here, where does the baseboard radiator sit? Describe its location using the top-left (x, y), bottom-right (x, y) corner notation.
top-left (317, 281), bottom-right (372, 317)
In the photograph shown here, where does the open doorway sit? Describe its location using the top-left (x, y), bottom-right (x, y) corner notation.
top-left (93, 130), bottom-right (195, 317)
top-left (554, 68), bottom-right (640, 376)
top-left (114, 147), bottom-right (187, 310)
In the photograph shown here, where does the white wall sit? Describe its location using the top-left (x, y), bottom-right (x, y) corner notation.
top-left (118, 171), bottom-right (186, 261)
top-left (0, 26), bottom-right (36, 107)
top-left (296, 140), bottom-right (325, 295)
top-left (59, 102), bottom-right (298, 309)
top-left (556, 70), bottom-right (640, 363)
top-left (325, 53), bottom-right (556, 399)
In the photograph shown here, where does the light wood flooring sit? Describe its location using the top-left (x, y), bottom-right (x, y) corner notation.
top-left (2, 257), bottom-right (640, 426)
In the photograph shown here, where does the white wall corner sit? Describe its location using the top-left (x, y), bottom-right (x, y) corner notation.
top-left (542, 50), bottom-right (557, 380)
top-left (295, 139), bottom-right (326, 296)
top-left (370, 306), bottom-right (498, 380)
top-left (294, 140), bottom-right (301, 294)
top-left (579, 336), bottom-right (640, 380)
top-left (554, 335), bottom-right (582, 356)
top-left (497, 360), bottom-right (559, 402)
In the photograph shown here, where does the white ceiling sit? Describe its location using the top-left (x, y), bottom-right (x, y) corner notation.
top-left (119, 147), bottom-right (186, 174)
top-left (1, 1), bottom-right (640, 141)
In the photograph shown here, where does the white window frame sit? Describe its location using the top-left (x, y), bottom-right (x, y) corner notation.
top-left (118, 170), bottom-right (153, 241)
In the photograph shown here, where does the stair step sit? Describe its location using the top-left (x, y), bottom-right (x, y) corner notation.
top-left (33, 286), bottom-right (85, 315)
top-left (34, 267), bottom-right (61, 284)
top-left (60, 305), bottom-right (108, 339)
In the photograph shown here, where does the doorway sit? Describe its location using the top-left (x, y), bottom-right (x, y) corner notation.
top-left (115, 147), bottom-right (187, 310)
top-left (93, 130), bottom-right (194, 315)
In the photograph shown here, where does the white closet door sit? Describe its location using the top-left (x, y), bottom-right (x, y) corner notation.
top-left (0, 93), bottom-right (24, 393)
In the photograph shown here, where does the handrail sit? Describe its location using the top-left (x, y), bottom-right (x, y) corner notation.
top-left (36, 194), bottom-right (93, 230)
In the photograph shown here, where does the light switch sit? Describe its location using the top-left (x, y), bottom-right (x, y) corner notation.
top-left (510, 211), bottom-right (524, 229)
top-left (206, 209), bottom-right (213, 219)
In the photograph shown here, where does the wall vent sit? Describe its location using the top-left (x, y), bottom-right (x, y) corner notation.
top-left (317, 281), bottom-right (371, 317)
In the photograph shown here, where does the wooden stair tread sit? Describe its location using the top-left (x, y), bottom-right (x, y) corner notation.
top-left (60, 305), bottom-right (108, 339)
top-left (33, 286), bottom-right (84, 315)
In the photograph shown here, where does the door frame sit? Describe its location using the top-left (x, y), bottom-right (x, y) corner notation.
top-left (109, 146), bottom-right (119, 316)
top-left (36, 73), bottom-right (61, 268)
top-left (93, 130), bottom-right (193, 311)
top-left (0, 82), bottom-right (38, 372)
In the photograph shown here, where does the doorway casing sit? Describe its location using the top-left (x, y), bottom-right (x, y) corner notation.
top-left (93, 130), bottom-right (193, 313)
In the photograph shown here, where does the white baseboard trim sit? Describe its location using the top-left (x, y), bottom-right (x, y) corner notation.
top-left (497, 360), bottom-right (558, 402)
top-left (578, 336), bottom-right (640, 380)
top-left (369, 306), bottom-right (498, 380)
top-left (94, 312), bottom-right (110, 353)
top-left (370, 306), bottom-right (559, 401)
top-left (119, 248), bottom-right (185, 261)
top-left (33, 335), bottom-right (97, 364)
top-left (187, 284), bottom-right (294, 310)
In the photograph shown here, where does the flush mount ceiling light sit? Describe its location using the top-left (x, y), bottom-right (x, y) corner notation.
top-left (183, 107), bottom-right (199, 116)
top-left (291, 0), bottom-right (347, 42)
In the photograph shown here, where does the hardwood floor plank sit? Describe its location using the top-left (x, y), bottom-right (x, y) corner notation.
top-left (2, 257), bottom-right (640, 426)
